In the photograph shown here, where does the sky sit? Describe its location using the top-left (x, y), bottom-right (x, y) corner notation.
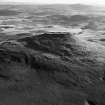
top-left (1, 0), bottom-right (105, 5)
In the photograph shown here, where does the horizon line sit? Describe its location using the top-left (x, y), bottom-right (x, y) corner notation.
top-left (0, 2), bottom-right (103, 6)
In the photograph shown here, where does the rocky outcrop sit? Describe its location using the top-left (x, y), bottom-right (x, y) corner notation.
top-left (0, 32), bottom-right (105, 105)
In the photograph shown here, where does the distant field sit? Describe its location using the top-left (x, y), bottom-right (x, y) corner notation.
top-left (0, 9), bottom-right (21, 16)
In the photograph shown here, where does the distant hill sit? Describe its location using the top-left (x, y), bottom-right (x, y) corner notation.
top-left (69, 15), bottom-right (90, 22)
top-left (69, 4), bottom-right (93, 10)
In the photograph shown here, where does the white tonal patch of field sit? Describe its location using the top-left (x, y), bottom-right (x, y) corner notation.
top-left (3, 18), bottom-right (22, 22)
top-left (4, 30), bottom-right (30, 35)
top-left (43, 25), bottom-right (82, 34)
top-left (1, 26), bottom-right (16, 33)
top-left (2, 28), bottom-right (29, 35)
top-left (2, 28), bottom-right (16, 32)
top-left (17, 24), bottom-right (35, 30)
top-left (0, 24), bottom-right (31, 35)
top-left (0, 25), bottom-right (15, 28)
